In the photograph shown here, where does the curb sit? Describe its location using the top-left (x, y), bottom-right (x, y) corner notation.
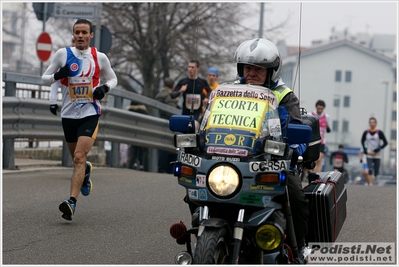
top-left (2, 166), bottom-right (71, 175)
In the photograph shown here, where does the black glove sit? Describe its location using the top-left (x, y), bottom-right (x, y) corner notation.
top-left (326, 126), bottom-right (331, 133)
top-left (290, 147), bottom-right (300, 168)
top-left (54, 64), bottom-right (69, 80)
top-left (374, 147), bottom-right (381, 153)
top-left (93, 84), bottom-right (109, 100)
top-left (363, 147), bottom-right (368, 155)
top-left (360, 159), bottom-right (363, 163)
top-left (49, 104), bottom-right (59, 115)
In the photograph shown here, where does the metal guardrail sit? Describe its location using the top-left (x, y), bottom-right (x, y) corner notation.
top-left (2, 97), bottom-right (176, 150)
top-left (2, 72), bottom-right (181, 172)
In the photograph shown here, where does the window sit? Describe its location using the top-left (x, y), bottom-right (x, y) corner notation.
top-left (333, 98), bottom-right (340, 107)
top-left (345, 71), bottom-right (352, 82)
top-left (332, 120), bottom-right (339, 132)
top-left (343, 96), bottom-right (350, 107)
top-left (342, 120), bottom-right (349, 132)
top-left (11, 11), bottom-right (18, 33)
top-left (335, 70), bottom-right (342, 82)
top-left (392, 110), bottom-right (397, 121)
top-left (391, 130), bottom-right (396, 141)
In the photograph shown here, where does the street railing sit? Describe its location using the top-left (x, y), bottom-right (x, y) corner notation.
top-left (2, 72), bottom-right (181, 172)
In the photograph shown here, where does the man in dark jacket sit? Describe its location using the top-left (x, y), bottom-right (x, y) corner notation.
top-left (155, 77), bottom-right (178, 119)
top-left (126, 103), bottom-right (149, 170)
top-left (156, 77), bottom-right (178, 173)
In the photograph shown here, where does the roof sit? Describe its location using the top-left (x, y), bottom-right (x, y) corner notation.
top-left (292, 39), bottom-right (395, 64)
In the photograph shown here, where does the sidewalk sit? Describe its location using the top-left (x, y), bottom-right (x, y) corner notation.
top-left (2, 158), bottom-right (69, 174)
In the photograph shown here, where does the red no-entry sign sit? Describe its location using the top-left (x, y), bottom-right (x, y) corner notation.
top-left (36, 32), bottom-right (52, 62)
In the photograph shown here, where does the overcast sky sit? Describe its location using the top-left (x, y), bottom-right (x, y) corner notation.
top-left (243, 2), bottom-right (398, 47)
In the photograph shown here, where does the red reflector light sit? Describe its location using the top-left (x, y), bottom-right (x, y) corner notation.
top-left (259, 173), bottom-right (279, 183)
top-left (170, 221), bottom-right (187, 240)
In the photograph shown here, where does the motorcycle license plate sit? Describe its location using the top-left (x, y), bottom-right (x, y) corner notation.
top-left (249, 160), bottom-right (289, 172)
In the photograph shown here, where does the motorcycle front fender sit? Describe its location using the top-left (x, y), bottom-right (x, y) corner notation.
top-left (197, 218), bottom-right (230, 237)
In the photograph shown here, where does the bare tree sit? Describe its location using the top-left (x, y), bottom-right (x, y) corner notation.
top-left (102, 3), bottom-right (254, 99)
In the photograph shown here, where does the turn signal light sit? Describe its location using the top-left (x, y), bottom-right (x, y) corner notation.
top-left (170, 221), bottom-right (187, 240)
top-left (181, 166), bottom-right (194, 176)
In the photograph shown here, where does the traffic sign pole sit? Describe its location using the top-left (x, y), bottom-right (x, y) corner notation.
top-left (38, 4), bottom-right (47, 99)
top-left (38, 3), bottom-right (48, 98)
top-left (37, 31), bottom-right (52, 100)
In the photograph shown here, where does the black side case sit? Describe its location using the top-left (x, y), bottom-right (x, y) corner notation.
top-left (301, 114), bottom-right (321, 165)
top-left (304, 171), bottom-right (348, 242)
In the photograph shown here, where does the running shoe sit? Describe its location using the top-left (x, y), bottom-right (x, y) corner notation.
top-left (81, 161), bottom-right (92, 196)
top-left (59, 199), bottom-right (76, 221)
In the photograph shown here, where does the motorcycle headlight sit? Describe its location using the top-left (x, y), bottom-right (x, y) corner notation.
top-left (264, 140), bottom-right (286, 156)
top-left (255, 223), bottom-right (284, 251)
top-left (174, 134), bottom-right (197, 148)
top-left (208, 165), bottom-right (240, 197)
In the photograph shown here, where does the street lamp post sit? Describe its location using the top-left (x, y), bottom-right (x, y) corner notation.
top-left (380, 80), bottom-right (389, 169)
top-left (334, 94), bottom-right (340, 145)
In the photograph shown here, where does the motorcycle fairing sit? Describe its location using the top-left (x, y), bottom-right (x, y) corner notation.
top-left (200, 84), bottom-right (281, 157)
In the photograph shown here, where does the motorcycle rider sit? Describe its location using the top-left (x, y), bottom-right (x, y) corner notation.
top-left (234, 38), bottom-right (309, 251)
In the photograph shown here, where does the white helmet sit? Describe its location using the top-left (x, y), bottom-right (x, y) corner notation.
top-left (234, 38), bottom-right (282, 84)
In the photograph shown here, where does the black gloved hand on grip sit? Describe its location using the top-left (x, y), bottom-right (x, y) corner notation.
top-left (326, 126), bottom-right (331, 133)
top-left (290, 147), bottom-right (300, 168)
top-left (50, 104), bottom-right (59, 115)
top-left (54, 64), bottom-right (70, 80)
top-left (93, 84), bottom-right (109, 100)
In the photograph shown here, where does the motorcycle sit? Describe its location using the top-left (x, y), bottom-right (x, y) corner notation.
top-left (168, 83), bottom-right (347, 264)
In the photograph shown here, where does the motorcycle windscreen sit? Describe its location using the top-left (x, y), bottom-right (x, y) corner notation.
top-left (199, 84), bottom-right (282, 157)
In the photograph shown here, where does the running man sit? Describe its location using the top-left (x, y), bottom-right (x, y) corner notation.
top-left (42, 19), bottom-right (118, 220)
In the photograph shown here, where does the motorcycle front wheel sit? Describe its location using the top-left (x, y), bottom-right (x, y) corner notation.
top-left (193, 228), bottom-right (229, 264)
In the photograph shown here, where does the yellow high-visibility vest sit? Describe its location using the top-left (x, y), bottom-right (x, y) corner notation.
top-left (272, 86), bottom-right (292, 104)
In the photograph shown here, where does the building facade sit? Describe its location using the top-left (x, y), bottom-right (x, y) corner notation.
top-left (278, 32), bottom-right (397, 173)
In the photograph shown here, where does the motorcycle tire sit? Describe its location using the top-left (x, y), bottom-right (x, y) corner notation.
top-left (193, 228), bottom-right (229, 264)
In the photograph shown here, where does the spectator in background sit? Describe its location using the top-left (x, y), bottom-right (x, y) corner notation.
top-left (171, 60), bottom-right (211, 130)
top-left (126, 102), bottom-right (149, 171)
top-left (330, 144), bottom-right (349, 183)
top-left (155, 77), bottom-right (178, 173)
top-left (156, 77), bottom-right (178, 119)
top-left (311, 100), bottom-right (331, 173)
top-left (120, 143), bottom-right (130, 168)
top-left (361, 117), bottom-right (388, 185)
top-left (202, 67), bottom-right (220, 116)
top-left (206, 67), bottom-right (220, 91)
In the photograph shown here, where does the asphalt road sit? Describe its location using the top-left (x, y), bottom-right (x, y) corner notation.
top-left (2, 167), bottom-right (397, 265)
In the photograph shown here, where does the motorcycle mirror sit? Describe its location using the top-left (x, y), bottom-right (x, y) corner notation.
top-left (169, 115), bottom-right (196, 133)
top-left (286, 124), bottom-right (312, 144)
